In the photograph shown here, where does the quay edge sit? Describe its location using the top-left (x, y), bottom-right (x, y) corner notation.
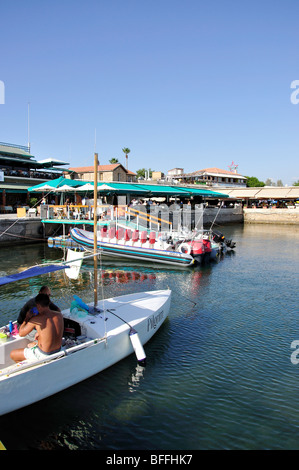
top-left (0, 215), bottom-right (44, 246)
top-left (1, 206), bottom-right (299, 246)
top-left (0, 207), bottom-right (244, 247)
top-left (243, 208), bottom-right (299, 225)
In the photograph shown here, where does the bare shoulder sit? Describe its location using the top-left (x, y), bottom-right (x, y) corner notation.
top-left (51, 309), bottom-right (64, 325)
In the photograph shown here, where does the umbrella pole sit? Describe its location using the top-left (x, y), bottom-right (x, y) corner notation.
top-left (93, 152), bottom-right (98, 307)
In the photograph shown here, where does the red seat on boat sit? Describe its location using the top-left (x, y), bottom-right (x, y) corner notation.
top-left (124, 229), bottom-right (132, 241)
top-left (149, 232), bottom-right (156, 244)
top-left (132, 230), bottom-right (139, 242)
top-left (116, 228), bottom-right (124, 240)
top-left (140, 231), bottom-right (147, 243)
top-left (101, 226), bottom-right (107, 238)
top-left (108, 227), bottom-right (116, 239)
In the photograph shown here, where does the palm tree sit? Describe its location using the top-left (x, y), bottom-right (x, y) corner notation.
top-left (109, 158), bottom-right (119, 164)
top-left (122, 147), bottom-right (131, 170)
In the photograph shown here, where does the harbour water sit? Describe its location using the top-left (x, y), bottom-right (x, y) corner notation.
top-left (0, 223), bottom-right (298, 450)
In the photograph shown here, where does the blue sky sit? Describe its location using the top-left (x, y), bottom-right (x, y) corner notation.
top-left (1, 0), bottom-right (299, 185)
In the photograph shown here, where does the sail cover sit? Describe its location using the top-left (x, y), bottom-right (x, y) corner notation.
top-left (0, 265), bottom-right (70, 286)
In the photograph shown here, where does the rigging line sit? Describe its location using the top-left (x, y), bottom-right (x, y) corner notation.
top-left (210, 201), bottom-right (224, 230)
top-left (0, 217), bottom-right (22, 238)
top-left (97, 189), bottom-right (108, 335)
top-left (0, 173), bottom-right (82, 240)
top-left (0, 230), bottom-right (46, 241)
top-left (106, 308), bottom-right (133, 329)
top-left (188, 202), bottom-right (223, 243)
top-left (0, 170), bottom-right (82, 240)
top-left (0, 193), bottom-right (51, 239)
top-left (179, 294), bottom-right (197, 306)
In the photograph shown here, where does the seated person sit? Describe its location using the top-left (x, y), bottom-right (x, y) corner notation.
top-left (17, 285), bottom-right (60, 326)
top-left (10, 293), bottom-right (64, 363)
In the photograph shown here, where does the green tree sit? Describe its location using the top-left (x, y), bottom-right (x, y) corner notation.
top-left (109, 158), bottom-right (119, 164)
top-left (293, 180), bottom-right (299, 186)
top-left (245, 176), bottom-right (265, 187)
top-left (122, 147), bottom-right (131, 170)
top-left (136, 168), bottom-right (153, 179)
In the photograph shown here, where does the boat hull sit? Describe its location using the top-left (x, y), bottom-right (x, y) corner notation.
top-left (71, 228), bottom-right (194, 267)
top-left (0, 290), bottom-right (171, 416)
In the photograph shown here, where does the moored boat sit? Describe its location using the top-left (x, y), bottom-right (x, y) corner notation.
top-left (70, 226), bottom-right (195, 267)
top-left (0, 289), bottom-right (171, 416)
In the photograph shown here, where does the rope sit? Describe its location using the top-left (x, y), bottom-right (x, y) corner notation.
top-left (0, 192), bottom-right (48, 239)
top-left (0, 230), bottom-right (46, 241)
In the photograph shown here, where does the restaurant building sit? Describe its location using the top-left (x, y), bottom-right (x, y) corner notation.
top-left (0, 142), bottom-right (69, 212)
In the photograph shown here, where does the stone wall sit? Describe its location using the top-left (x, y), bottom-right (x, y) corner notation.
top-left (243, 208), bottom-right (299, 224)
top-left (0, 217), bottom-right (44, 246)
top-left (203, 205), bottom-right (244, 226)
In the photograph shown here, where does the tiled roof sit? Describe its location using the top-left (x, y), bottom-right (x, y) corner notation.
top-left (69, 164), bottom-right (120, 172)
top-left (69, 164), bottom-right (136, 176)
top-left (191, 167), bottom-right (245, 177)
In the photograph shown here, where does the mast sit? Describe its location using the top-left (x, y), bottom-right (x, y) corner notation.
top-left (93, 152), bottom-right (98, 306)
top-left (27, 102), bottom-right (31, 153)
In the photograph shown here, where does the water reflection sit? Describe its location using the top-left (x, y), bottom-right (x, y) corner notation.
top-left (128, 364), bottom-right (146, 393)
top-left (101, 269), bottom-right (156, 285)
top-left (0, 242), bottom-right (216, 319)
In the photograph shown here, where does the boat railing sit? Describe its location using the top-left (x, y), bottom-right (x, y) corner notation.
top-left (42, 203), bottom-right (203, 232)
top-left (124, 206), bottom-right (173, 232)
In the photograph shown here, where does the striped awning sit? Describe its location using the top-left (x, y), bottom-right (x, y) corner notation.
top-left (252, 188), bottom-right (294, 199)
top-left (226, 187), bottom-right (299, 199)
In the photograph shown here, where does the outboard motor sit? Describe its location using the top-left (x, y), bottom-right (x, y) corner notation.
top-left (225, 239), bottom-right (236, 249)
top-left (212, 230), bottom-right (225, 244)
top-left (212, 230), bottom-right (236, 250)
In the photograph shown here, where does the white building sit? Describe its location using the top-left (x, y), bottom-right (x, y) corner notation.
top-left (166, 168), bottom-right (184, 182)
top-left (169, 167), bottom-right (247, 188)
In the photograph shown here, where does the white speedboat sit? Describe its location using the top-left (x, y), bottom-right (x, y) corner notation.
top-left (0, 288), bottom-right (171, 416)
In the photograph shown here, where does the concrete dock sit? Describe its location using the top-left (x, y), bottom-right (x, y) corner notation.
top-left (0, 206), bottom-right (298, 246)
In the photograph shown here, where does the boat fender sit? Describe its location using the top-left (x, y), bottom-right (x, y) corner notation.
top-left (178, 243), bottom-right (191, 255)
top-left (129, 329), bottom-right (146, 366)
